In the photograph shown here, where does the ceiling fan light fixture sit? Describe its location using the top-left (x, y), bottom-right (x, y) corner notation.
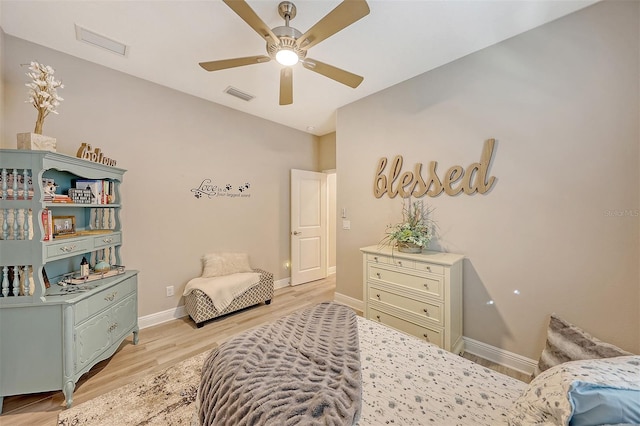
top-left (275, 48), bottom-right (299, 66)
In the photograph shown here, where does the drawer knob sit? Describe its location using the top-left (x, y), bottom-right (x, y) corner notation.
top-left (426, 266), bottom-right (431, 271)
top-left (423, 283), bottom-right (429, 289)
top-left (423, 308), bottom-right (429, 316)
top-left (373, 256), bottom-right (378, 262)
top-left (423, 333), bottom-right (430, 342)
top-left (60, 245), bottom-right (77, 252)
top-left (376, 272), bottom-right (381, 279)
top-left (104, 291), bottom-right (118, 302)
top-left (103, 237), bottom-right (113, 243)
top-left (397, 260), bottom-right (402, 266)
top-left (376, 293), bottom-right (381, 300)
top-left (376, 315), bottom-right (381, 321)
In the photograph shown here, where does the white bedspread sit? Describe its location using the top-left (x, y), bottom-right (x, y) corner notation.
top-left (183, 272), bottom-right (260, 312)
top-left (357, 317), bottom-right (527, 425)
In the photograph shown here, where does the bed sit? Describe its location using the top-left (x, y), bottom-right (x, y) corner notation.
top-left (195, 302), bottom-right (640, 426)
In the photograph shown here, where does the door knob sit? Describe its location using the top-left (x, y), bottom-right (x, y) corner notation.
top-left (292, 231), bottom-right (302, 235)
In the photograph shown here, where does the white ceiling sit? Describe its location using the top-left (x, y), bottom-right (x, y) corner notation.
top-left (1, 0), bottom-right (598, 136)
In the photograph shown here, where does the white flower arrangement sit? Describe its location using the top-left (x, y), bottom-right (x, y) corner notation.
top-left (24, 61), bottom-right (64, 135)
top-left (381, 198), bottom-right (434, 252)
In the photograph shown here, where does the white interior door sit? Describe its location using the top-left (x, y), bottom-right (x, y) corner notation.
top-left (290, 169), bottom-right (327, 286)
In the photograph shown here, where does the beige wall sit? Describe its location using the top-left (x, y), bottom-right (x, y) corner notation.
top-left (318, 132), bottom-right (336, 171)
top-left (3, 36), bottom-right (318, 317)
top-left (336, 0), bottom-right (639, 359)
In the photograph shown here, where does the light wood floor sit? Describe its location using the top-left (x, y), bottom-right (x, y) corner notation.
top-left (1, 275), bottom-right (529, 425)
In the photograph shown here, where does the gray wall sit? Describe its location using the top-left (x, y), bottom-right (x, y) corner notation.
top-left (2, 36), bottom-right (318, 317)
top-left (336, 0), bottom-right (639, 359)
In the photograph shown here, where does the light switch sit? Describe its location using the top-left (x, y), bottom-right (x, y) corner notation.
top-left (342, 220), bottom-right (351, 230)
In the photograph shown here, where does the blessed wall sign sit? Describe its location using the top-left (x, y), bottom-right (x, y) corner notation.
top-left (374, 138), bottom-right (496, 198)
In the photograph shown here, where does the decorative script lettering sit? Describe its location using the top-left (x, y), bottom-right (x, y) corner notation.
top-left (191, 179), bottom-right (251, 199)
top-left (374, 139), bottom-right (496, 198)
top-left (76, 143), bottom-right (117, 167)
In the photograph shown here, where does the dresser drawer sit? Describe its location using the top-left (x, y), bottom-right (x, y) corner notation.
top-left (369, 287), bottom-right (443, 324)
top-left (367, 253), bottom-right (390, 264)
top-left (368, 264), bottom-right (443, 299)
top-left (390, 258), bottom-right (414, 268)
top-left (93, 232), bottom-right (121, 249)
top-left (75, 276), bottom-right (136, 324)
top-left (369, 307), bottom-right (443, 347)
top-left (368, 253), bottom-right (415, 268)
top-left (414, 262), bottom-right (444, 275)
top-left (45, 239), bottom-right (93, 261)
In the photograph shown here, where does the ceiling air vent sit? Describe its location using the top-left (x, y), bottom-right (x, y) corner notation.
top-left (75, 24), bottom-right (128, 56)
top-left (224, 86), bottom-right (255, 102)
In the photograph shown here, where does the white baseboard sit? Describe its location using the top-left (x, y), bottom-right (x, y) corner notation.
top-left (328, 266), bottom-right (336, 275)
top-left (274, 277), bottom-right (289, 289)
top-left (463, 336), bottom-right (537, 376)
top-left (138, 305), bottom-right (188, 330)
top-left (334, 292), bottom-right (364, 312)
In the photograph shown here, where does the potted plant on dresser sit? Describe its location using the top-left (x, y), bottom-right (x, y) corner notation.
top-left (381, 198), bottom-right (434, 253)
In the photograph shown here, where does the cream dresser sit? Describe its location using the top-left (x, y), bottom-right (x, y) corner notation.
top-left (361, 245), bottom-right (465, 354)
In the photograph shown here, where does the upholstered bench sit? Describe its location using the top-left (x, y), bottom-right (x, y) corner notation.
top-left (183, 253), bottom-right (274, 328)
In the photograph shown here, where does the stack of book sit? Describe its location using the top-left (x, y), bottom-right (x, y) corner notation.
top-left (74, 179), bottom-right (115, 204)
top-left (50, 194), bottom-right (73, 203)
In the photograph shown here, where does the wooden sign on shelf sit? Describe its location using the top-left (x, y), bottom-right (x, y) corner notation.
top-left (76, 143), bottom-right (117, 166)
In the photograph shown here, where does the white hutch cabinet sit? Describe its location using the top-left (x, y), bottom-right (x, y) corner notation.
top-left (0, 149), bottom-right (138, 412)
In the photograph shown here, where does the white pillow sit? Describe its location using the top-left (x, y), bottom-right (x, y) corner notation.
top-left (507, 355), bottom-right (640, 426)
top-left (201, 252), bottom-right (252, 278)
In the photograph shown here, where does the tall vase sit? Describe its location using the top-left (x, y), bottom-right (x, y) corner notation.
top-left (17, 133), bottom-right (57, 152)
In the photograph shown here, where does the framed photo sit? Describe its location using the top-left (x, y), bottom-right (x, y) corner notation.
top-left (52, 216), bottom-right (76, 237)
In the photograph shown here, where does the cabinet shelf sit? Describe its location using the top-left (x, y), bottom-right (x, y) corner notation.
top-left (44, 203), bottom-right (122, 208)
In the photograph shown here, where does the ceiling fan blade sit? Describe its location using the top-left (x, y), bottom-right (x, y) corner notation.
top-left (302, 58), bottom-right (363, 88)
top-left (223, 0), bottom-right (279, 44)
top-left (199, 55), bottom-right (271, 71)
top-left (280, 67), bottom-right (293, 105)
top-left (297, 0), bottom-right (370, 50)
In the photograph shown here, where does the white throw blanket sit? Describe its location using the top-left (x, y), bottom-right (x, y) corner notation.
top-left (183, 272), bottom-right (260, 312)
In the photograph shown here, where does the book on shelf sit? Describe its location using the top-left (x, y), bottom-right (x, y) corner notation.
top-left (41, 209), bottom-right (53, 241)
top-left (51, 194), bottom-right (73, 203)
top-left (74, 179), bottom-right (103, 205)
top-left (42, 267), bottom-right (51, 288)
top-left (103, 180), bottom-right (114, 204)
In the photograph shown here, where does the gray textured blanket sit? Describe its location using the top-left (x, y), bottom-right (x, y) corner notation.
top-left (197, 302), bottom-right (362, 425)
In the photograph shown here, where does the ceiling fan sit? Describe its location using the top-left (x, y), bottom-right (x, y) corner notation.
top-left (199, 0), bottom-right (370, 105)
